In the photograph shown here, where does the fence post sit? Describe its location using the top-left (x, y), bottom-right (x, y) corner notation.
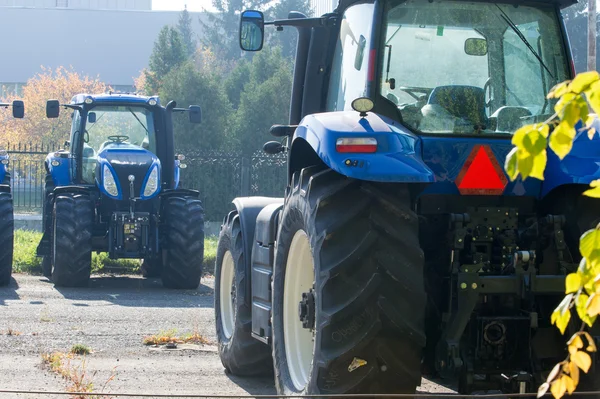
top-left (240, 157), bottom-right (251, 196)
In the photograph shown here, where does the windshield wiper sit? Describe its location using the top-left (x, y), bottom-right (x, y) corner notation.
top-left (495, 5), bottom-right (554, 79)
top-left (128, 108), bottom-right (150, 136)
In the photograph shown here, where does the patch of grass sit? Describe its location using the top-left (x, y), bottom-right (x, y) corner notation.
top-left (13, 229), bottom-right (42, 273)
top-left (13, 230), bottom-right (218, 276)
top-left (143, 327), bottom-right (211, 346)
top-left (203, 235), bottom-right (218, 275)
top-left (70, 344), bottom-right (91, 355)
top-left (41, 351), bottom-right (117, 398)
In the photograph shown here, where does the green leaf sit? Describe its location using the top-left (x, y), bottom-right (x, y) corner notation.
top-left (583, 180), bottom-right (600, 198)
top-left (569, 71), bottom-right (600, 94)
top-left (504, 147), bottom-right (519, 181)
top-left (549, 121), bottom-right (576, 160)
top-left (580, 229), bottom-right (600, 267)
top-left (566, 273), bottom-right (582, 294)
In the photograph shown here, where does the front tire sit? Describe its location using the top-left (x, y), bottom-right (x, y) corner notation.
top-left (272, 166), bottom-right (427, 395)
top-left (160, 196), bottom-right (204, 289)
top-left (0, 192), bottom-right (14, 287)
top-left (214, 210), bottom-right (273, 375)
top-left (51, 193), bottom-right (93, 287)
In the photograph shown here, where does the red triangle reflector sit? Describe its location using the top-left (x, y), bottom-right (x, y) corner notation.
top-left (455, 145), bottom-right (508, 195)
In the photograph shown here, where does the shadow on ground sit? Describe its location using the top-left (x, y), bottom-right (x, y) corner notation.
top-left (226, 372), bottom-right (278, 396)
top-left (45, 275), bottom-right (214, 308)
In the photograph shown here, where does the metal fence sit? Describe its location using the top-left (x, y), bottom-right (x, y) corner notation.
top-left (5, 143), bottom-right (288, 221)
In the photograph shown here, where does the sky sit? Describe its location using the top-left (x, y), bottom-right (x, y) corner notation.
top-left (152, 0), bottom-right (215, 12)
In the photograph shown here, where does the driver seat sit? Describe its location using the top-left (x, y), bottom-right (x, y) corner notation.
top-left (424, 85), bottom-right (487, 130)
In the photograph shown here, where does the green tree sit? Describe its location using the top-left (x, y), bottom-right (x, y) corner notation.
top-left (232, 48), bottom-right (293, 154)
top-left (177, 6), bottom-right (197, 58)
top-left (144, 26), bottom-right (187, 95)
top-left (159, 61), bottom-right (234, 152)
top-left (266, 0), bottom-right (312, 59)
top-left (505, 71), bottom-right (600, 399)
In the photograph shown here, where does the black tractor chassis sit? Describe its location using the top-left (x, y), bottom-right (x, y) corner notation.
top-left (108, 212), bottom-right (157, 259)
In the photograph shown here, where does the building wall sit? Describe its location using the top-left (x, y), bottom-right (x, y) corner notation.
top-left (0, 6), bottom-right (206, 95)
top-left (0, 0), bottom-right (151, 9)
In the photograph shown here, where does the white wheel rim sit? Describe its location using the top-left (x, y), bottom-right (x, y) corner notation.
top-left (284, 229), bottom-right (315, 391)
top-left (220, 250), bottom-right (235, 340)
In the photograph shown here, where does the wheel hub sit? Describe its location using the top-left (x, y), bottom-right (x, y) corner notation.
top-left (298, 288), bottom-right (315, 329)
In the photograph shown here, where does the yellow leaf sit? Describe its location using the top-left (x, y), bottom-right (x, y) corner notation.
top-left (550, 375), bottom-right (567, 399)
top-left (566, 273), bottom-right (582, 294)
top-left (586, 293), bottom-right (600, 317)
top-left (548, 81), bottom-right (571, 99)
top-left (571, 350), bottom-right (592, 373)
top-left (580, 230), bottom-right (600, 266)
top-left (556, 308), bottom-right (572, 335)
top-left (564, 375), bottom-right (576, 394)
top-left (582, 332), bottom-right (598, 353)
top-left (555, 92), bottom-right (577, 120)
top-left (512, 125), bottom-right (537, 147)
top-left (522, 130), bottom-right (548, 156)
top-left (548, 362), bottom-right (563, 383)
top-left (588, 127), bottom-right (597, 140)
top-left (583, 180), bottom-right (600, 198)
top-left (529, 151), bottom-right (547, 181)
top-left (569, 360), bottom-right (580, 385)
top-left (538, 382), bottom-right (550, 398)
top-left (553, 294), bottom-right (573, 334)
top-left (587, 81), bottom-right (600, 115)
top-left (505, 147), bottom-right (519, 181)
top-left (568, 335), bottom-right (584, 355)
top-left (550, 121), bottom-right (576, 160)
top-left (517, 151), bottom-right (534, 180)
top-left (569, 71), bottom-right (600, 93)
top-left (575, 293), bottom-right (596, 327)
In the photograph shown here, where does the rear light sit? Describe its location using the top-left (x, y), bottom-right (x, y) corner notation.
top-left (335, 138), bottom-right (377, 153)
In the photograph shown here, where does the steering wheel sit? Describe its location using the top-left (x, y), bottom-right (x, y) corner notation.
top-left (107, 135), bottom-right (129, 144)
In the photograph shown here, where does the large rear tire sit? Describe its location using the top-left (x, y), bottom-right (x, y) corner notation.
top-left (0, 192), bottom-right (14, 287)
top-left (214, 210), bottom-right (273, 376)
top-left (160, 196), bottom-right (204, 289)
top-left (272, 166), bottom-right (427, 395)
top-left (51, 193), bottom-right (93, 287)
top-left (41, 173), bottom-right (54, 278)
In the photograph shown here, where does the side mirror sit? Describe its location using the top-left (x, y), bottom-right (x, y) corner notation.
top-left (465, 38), bottom-right (487, 56)
top-left (189, 105), bottom-right (202, 124)
top-left (239, 10), bottom-right (264, 51)
top-left (46, 99), bottom-right (60, 118)
top-left (88, 112), bottom-right (97, 123)
top-left (12, 100), bottom-right (24, 119)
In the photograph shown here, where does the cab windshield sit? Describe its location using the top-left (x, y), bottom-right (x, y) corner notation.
top-left (380, 0), bottom-right (570, 135)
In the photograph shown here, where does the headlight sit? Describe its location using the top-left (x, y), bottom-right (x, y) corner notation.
top-left (102, 164), bottom-right (119, 198)
top-left (142, 164), bottom-right (159, 198)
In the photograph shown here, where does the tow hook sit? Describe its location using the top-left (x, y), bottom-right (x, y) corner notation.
top-left (298, 289), bottom-right (315, 329)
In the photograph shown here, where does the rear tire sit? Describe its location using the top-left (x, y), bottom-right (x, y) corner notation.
top-left (41, 173), bottom-right (54, 278)
top-left (51, 193), bottom-right (93, 287)
top-left (272, 166), bottom-right (426, 395)
top-left (160, 196), bottom-right (204, 289)
top-left (141, 257), bottom-right (162, 278)
top-left (214, 210), bottom-right (273, 376)
top-left (0, 192), bottom-right (14, 287)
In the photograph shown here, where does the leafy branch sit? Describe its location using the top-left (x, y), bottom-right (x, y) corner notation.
top-left (504, 70), bottom-right (600, 398)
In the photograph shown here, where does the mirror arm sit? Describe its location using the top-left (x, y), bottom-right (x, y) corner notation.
top-left (266, 15), bottom-right (335, 29)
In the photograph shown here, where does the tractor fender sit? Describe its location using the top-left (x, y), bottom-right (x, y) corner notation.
top-left (159, 188), bottom-right (200, 198)
top-left (0, 184), bottom-right (9, 194)
top-left (45, 151), bottom-right (71, 187)
top-left (52, 185), bottom-right (94, 197)
top-left (230, 196), bottom-right (284, 308)
top-left (541, 118), bottom-right (600, 198)
top-left (292, 111), bottom-right (435, 183)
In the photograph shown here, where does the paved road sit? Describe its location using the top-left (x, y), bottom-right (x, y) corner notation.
top-left (0, 274), bottom-right (455, 398)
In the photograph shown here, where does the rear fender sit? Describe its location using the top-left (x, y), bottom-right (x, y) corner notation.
top-left (293, 111), bottom-right (434, 183)
top-left (541, 118), bottom-right (600, 198)
top-left (229, 197), bottom-right (284, 309)
top-left (159, 188), bottom-right (200, 199)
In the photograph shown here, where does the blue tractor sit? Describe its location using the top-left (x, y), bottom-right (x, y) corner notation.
top-left (214, 0), bottom-right (600, 396)
top-left (0, 100), bottom-right (24, 287)
top-left (36, 93), bottom-right (204, 289)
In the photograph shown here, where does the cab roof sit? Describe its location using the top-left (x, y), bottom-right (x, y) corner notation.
top-left (335, 0), bottom-right (577, 13)
top-left (70, 93), bottom-right (160, 106)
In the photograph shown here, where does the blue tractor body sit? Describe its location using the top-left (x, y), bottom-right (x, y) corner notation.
top-left (214, 0), bottom-right (600, 396)
top-left (37, 92), bottom-right (204, 288)
top-left (0, 100), bottom-right (24, 286)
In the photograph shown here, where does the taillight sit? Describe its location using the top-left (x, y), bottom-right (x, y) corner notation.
top-left (335, 138), bottom-right (377, 153)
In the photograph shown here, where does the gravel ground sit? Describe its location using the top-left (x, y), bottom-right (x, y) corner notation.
top-left (0, 274), bottom-right (456, 399)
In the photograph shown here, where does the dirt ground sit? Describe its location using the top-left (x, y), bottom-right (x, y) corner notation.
top-left (0, 274), bottom-right (456, 398)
